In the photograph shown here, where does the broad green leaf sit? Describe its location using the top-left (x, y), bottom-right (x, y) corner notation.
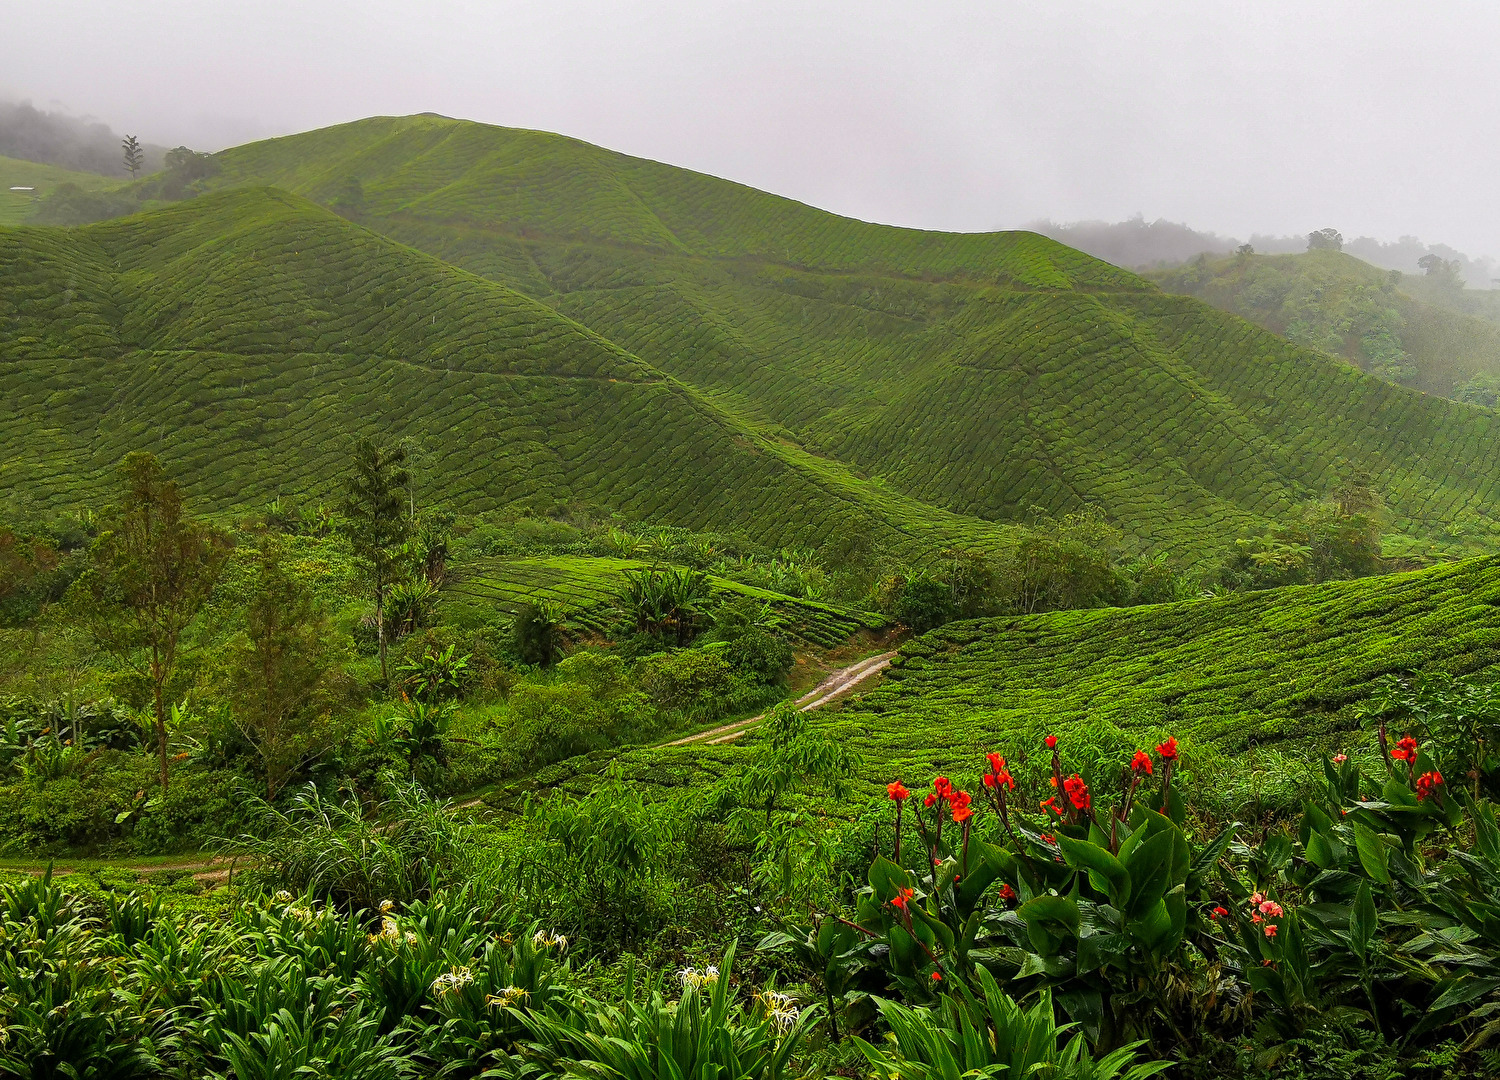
top-left (1055, 834), bottom-right (1132, 910)
top-left (1351, 821), bottom-right (1391, 884)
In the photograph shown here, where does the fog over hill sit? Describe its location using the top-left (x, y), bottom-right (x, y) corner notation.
top-left (1032, 214), bottom-right (1500, 288)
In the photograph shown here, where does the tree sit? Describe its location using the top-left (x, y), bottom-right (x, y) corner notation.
top-left (341, 439), bottom-right (410, 687)
top-left (226, 541), bottom-right (340, 798)
top-left (1418, 253), bottom-right (1465, 290)
top-left (1307, 228), bottom-right (1343, 252)
top-left (72, 453), bottom-right (230, 789)
top-left (120, 135), bottom-right (143, 178)
top-left (1236, 243), bottom-right (1255, 257)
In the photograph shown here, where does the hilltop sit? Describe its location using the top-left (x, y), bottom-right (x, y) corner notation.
top-left (1151, 248), bottom-right (1500, 401)
top-left (7, 115), bottom-right (1500, 560)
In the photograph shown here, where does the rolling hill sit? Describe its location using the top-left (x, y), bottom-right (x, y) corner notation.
top-left (0, 187), bottom-right (1000, 551)
top-left (200, 115), bottom-right (1500, 557)
top-left (8, 115), bottom-right (1500, 561)
top-left (1150, 248), bottom-right (1500, 401)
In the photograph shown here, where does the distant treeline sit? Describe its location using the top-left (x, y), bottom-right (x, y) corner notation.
top-left (0, 99), bottom-right (165, 176)
top-left (1030, 213), bottom-right (1499, 288)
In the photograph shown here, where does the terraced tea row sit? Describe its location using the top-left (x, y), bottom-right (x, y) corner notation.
top-left (449, 554), bottom-right (886, 646)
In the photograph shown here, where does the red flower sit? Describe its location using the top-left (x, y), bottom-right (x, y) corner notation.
top-left (1040, 796), bottom-right (1065, 817)
top-left (1264, 924), bottom-right (1278, 938)
top-left (984, 753), bottom-right (1016, 790)
top-left (1063, 774), bottom-right (1091, 812)
top-left (1392, 735), bottom-right (1419, 764)
top-left (1130, 750), bottom-right (1153, 776)
top-left (1049, 776), bottom-right (1059, 788)
top-left (1332, 753), bottom-right (1348, 765)
top-left (1415, 770), bottom-right (1444, 802)
top-left (887, 781), bottom-right (910, 802)
top-left (923, 793), bottom-right (937, 808)
top-left (1210, 906), bottom-right (1228, 920)
top-left (930, 971), bottom-right (943, 982)
top-left (950, 790), bottom-right (973, 822)
top-left (891, 887), bottom-right (915, 910)
top-left (999, 884), bottom-right (1017, 901)
top-left (933, 776), bottom-right (952, 796)
top-left (952, 806), bottom-right (973, 823)
top-left (1155, 736), bottom-right (1179, 762)
top-left (1039, 833), bottom-right (1056, 845)
top-left (1045, 735), bottom-right (1058, 750)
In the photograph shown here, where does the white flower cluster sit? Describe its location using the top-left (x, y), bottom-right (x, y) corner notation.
top-left (486, 985), bottom-right (529, 1009)
top-left (368, 915), bottom-right (418, 946)
top-left (678, 964), bottom-right (720, 990)
top-left (532, 930), bottom-right (568, 950)
top-left (756, 990), bottom-right (800, 1033)
top-left (431, 965), bottom-right (476, 996)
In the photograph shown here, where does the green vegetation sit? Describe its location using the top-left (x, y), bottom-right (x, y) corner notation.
top-left (1152, 247), bottom-right (1500, 401)
top-left (16, 111), bottom-right (1500, 1076)
top-left (0, 154), bottom-right (121, 226)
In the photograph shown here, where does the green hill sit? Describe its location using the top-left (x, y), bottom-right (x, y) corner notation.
top-left (10, 115), bottom-right (1500, 560)
top-left (1150, 248), bottom-right (1500, 401)
top-left (197, 116), bottom-right (1500, 557)
top-left (0, 187), bottom-right (999, 551)
top-left (0, 155), bottom-right (120, 227)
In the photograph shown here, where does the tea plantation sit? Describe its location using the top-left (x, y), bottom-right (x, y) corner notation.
top-left (0, 188), bottom-right (1003, 553)
top-left (194, 115), bottom-right (1500, 559)
top-left (543, 555), bottom-right (1500, 801)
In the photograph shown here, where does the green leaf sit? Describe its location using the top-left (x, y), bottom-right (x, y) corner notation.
top-left (868, 856), bottom-right (910, 901)
top-left (1055, 834), bottom-right (1132, 911)
top-left (1351, 821), bottom-right (1391, 884)
top-left (1350, 881), bottom-right (1377, 965)
top-left (1120, 829), bottom-right (1174, 918)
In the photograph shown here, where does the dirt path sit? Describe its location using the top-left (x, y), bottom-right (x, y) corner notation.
top-left (664, 649), bottom-right (896, 747)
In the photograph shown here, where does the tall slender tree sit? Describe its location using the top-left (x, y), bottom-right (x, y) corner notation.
top-left (228, 540), bottom-right (339, 798)
top-left (342, 439), bottom-right (410, 687)
top-left (121, 135), bottom-right (143, 178)
top-left (73, 452), bottom-right (231, 789)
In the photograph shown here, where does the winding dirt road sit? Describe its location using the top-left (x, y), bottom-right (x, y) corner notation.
top-left (664, 649), bottom-right (896, 746)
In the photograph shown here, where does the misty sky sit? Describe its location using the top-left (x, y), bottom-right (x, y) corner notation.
top-left (5, 2), bottom-right (1498, 253)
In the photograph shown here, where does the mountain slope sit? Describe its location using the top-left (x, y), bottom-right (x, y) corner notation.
top-left (196, 116), bottom-right (1500, 557)
top-left (0, 188), bottom-right (1003, 550)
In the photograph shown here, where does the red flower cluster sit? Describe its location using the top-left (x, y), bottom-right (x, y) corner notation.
top-left (950, 789), bottom-right (973, 823)
top-left (1063, 774), bottom-right (1091, 812)
top-left (984, 752), bottom-right (1016, 790)
top-left (1045, 735), bottom-right (1058, 750)
top-left (1130, 750), bottom-right (1153, 776)
top-left (1155, 736), bottom-right (1179, 761)
top-left (887, 781), bottom-right (910, 802)
top-left (1040, 795), bottom-right (1065, 818)
top-left (998, 883), bottom-right (1017, 901)
top-left (1392, 735), bottom-right (1419, 764)
top-left (892, 887), bottom-right (914, 911)
top-left (1209, 906), bottom-right (1228, 920)
top-left (1415, 770), bottom-right (1444, 802)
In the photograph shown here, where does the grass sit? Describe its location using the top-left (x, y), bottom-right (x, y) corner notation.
top-left (0, 155), bottom-right (120, 226)
top-left (516, 555), bottom-right (1500, 805)
top-left (449, 553), bottom-right (886, 645)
